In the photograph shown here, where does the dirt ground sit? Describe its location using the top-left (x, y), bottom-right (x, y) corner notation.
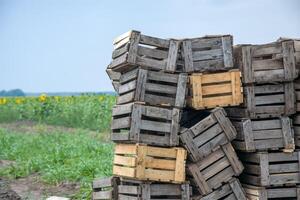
top-left (0, 122), bottom-right (83, 199)
top-left (0, 162), bottom-right (79, 200)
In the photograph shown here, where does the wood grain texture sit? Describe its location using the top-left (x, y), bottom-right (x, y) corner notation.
top-left (113, 143), bottom-right (187, 183)
top-left (187, 70), bottom-right (243, 110)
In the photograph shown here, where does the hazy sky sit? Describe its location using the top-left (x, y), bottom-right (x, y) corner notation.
top-left (1, 0), bottom-right (299, 92)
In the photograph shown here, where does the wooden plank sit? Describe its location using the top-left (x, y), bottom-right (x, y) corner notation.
top-left (170, 108), bottom-right (180, 146)
top-left (139, 34), bottom-right (170, 49)
top-left (281, 117), bottom-right (295, 151)
top-left (114, 155), bottom-right (136, 167)
top-left (130, 104), bottom-right (142, 141)
top-left (134, 69), bottom-right (147, 101)
top-left (241, 46), bottom-right (253, 83)
top-left (166, 39), bottom-right (180, 72)
top-left (175, 73), bottom-right (187, 108)
top-left (115, 144), bottom-right (137, 155)
top-left (192, 48), bottom-right (223, 61)
top-left (222, 36), bottom-right (234, 69)
top-left (138, 45), bottom-right (168, 59)
top-left (221, 143), bottom-right (244, 175)
top-left (282, 40), bottom-right (296, 81)
top-left (112, 117), bottom-right (131, 130)
top-left (113, 165), bottom-right (136, 178)
top-left (174, 149), bottom-right (186, 182)
top-left (182, 40), bottom-right (194, 72)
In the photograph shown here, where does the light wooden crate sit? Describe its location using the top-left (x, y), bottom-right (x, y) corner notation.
top-left (231, 117), bottom-right (294, 152)
top-left (192, 178), bottom-right (246, 200)
top-left (243, 184), bottom-right (300, 200)
top-left (117, 178), bottom-right (191, 200)
top-left (92, 177), bottom-right (119, 200)
top-left (187, 143), bottom-right (243, 196)
top-left (234, 40), bottom-right (298, 84)
top-left (110, 30), bottom-right (181, 73)
top-left (239, 151), bottom-right (300, 187)
top-left (226, 82), bottom-right (295, 119)
top-left (113, 143), bottom-right (187, 183)
top-left (180, 107), bottom-right (237, 162)
top-left (187, 70), bottom-right (243, 110)
top-left (111, 103), bottom-right (181, 147)
top-left (116, 68), bottom-right (187, 108)
top-left (181, 35), bottom-right (234, 73)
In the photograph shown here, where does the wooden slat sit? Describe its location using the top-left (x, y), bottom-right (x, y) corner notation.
top-left (114, 155), bottom-right (136, 167)
top-left (115, 144), bottom-right (137, 155)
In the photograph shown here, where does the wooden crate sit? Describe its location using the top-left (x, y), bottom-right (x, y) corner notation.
top-left (234, 40), bottom-right (298, 84)
top-left (113, 143), bottom-right (187, 183)
top-left (110, 30), bottom-right (181, 73)
top-left (92, 177), bottom-right (119, 200)
top-left (187, 143), bottom-right (244, 195)
top-left (180, 107), bottom-right (237, 162)
top-left (181, 35), bottom-right (234, 73)
top-left (192, 178), bottom-right (246, 200)
top-left (239, 151), bottom-right (300, 187)
top-left (226, 82), bottom-right (295, 119)
top-left (231, 117), bottom-right (294, 152)
top-left (187, 70), bottom-right (243, 110)
top-left (111, 103), bottom-right (181, 147)
top-left (243, 184), bottom-right (300, 200)
top-left (117, 178), bottom-right (191, 200)
top-left (116, 68), bottom-right (188, 108)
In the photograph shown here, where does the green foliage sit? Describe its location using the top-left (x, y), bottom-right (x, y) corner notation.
top-left (0, 89), bottom-right (25, 97)
top-left (0, 127), bottom-right (114, 199)
top-left (0, 94), bottom-right (116, 132)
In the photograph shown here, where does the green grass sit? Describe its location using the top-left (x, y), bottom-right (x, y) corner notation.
top-left (0, 125), bottom-right (114, 199)
top-left (0, 94), bottom-right (116, 132)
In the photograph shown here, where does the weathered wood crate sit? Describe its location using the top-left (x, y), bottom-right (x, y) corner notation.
top-left (187, 70), bottom-right (243, 110)
top-left (187, 143), bottom-right (243, 195)
top-left (92, 177), bottom-right (119, 200)
top-left (117, 178), bottom-right (191, 200)
top-left (116, 68), bottom-right (188, 108)
top-left (180, 107), bottom-right (237, 162)
top-left (111, 103), bottom-right (181, 146)
top-left (113, 143), bottom-right (187, 183)
top-left (226, 82), bottom-right (295, 118)
top-left (243, 184), bottom-right (300, 200)
top-left (294, 114), bottom-right (300, 147)
top-left (239, 151), bottom-right (300, 187)
top-left (231, 117), bottom-right (294, 152)
top-left (192, 178), bottom-right (246, 200)
top-left (110, 30), bottom-right (181, 73)
top-left (181, 35), bottom-right (234, 73)
top-left (234, 40), bottom-right (298, 84)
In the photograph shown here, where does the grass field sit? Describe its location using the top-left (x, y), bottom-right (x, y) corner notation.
top-left (0, 94), bottom-right (115, 199)
top-left (0, 94), bottom-right (116, 132)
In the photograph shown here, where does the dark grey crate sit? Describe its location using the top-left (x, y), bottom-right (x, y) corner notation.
top-left (180, 107), bottom-right (237, 162)
top-left (231, 117), bottom-right (294, 152)
top-left (111, 102), bottom-right (180, 147)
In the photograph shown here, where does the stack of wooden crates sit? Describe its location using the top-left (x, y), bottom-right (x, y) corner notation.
top-left (226, 39), bottom-right (300, 200)
top-left (92, 30), bottom-right (300, 200)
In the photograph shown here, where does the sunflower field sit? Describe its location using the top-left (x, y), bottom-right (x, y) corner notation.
top-left (0, 94), bottom-right (116, 132)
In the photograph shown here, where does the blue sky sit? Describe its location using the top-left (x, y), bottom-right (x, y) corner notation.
top-left (1, 0), bottom-right (299, 93)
